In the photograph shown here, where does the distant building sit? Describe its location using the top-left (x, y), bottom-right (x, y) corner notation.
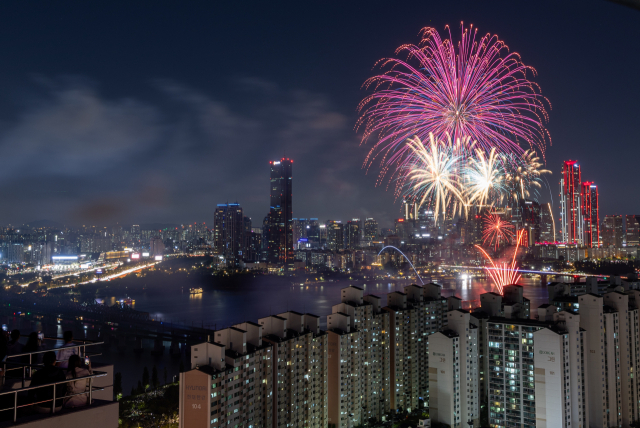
top-left (267, 158), bottom-right (293, 265)
top-left (520, 199), bottom-right (541, 246)
top-left (364, 218), bottom-right (378, 241)
top-left (326, 220), bottom-right (343, 252)
top-left (213, 203), bottom-right (244, 266)
top-left (345, 219), bottom-right (360, 250)
top-left (539, 202), bottom-right (555, 242)
top-left (602, 214), bottom-right (623, 248)
top-left (560, 160), bottom-right (583, 244)
top-left (581, 182), bottom-right (599, 247)
top-left (626, 215), bottom-right (640, 247)
top-left (149, 237), bottom-right (165, 256)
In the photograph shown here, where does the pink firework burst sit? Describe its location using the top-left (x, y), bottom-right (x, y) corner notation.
top-left (475, 229), bottom-right (525, 295)
top-left (482, 212), bottom-right (515, 251)
top-left (358, 23), bottom-right (550, 187)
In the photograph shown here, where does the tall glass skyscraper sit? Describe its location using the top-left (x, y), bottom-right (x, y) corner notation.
top-left (267, 158), bottom-right (293, 265)
top-left (560, 161), bottom-right (583, 244)
top-left (581, 182), bottom-right (599, 248)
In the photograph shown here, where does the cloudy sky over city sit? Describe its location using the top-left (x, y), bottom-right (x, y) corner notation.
top-left (0, 1), bottom-right (638, 227)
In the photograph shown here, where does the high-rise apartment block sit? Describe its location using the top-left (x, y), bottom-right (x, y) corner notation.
top-left (627, 215), bottom-right (640, 247)
top-left (180, 323), bottom-right (274, 428)
top-left (326, 220), bottom-right (344, 251)
top-left (259, 312), bottom-right (328, 427)
top-left (345, 219), bottom-right (360, 250)
top-left (602, 214), bottom-right (623, 248)
top-left (267, 158), bottom-right (293, 265)
top-left (364, 218), bottom-right (378, 241)
top-left (180, 284), bottom-right (452, 428)
top-left (213, 203), bottom-right (244, 266)
top-left (560, 161), bottom-right (583, 244)
top-left (539, 203), bottom-right (555, 242)
top-left (581, 182), bottom-right (599, 248)
top-left (429, 310), bottom-right (479, 427)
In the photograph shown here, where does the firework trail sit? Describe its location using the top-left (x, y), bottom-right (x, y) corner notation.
top-left (404, 134), bottom-right (465, 222)
top-left (504, 150), bottom-right (551, 201)
top-left (358, 23), bottom-right (550, 186)
top-left (465, 147), bottom-right (506, 207)
top-left (482, 212), bottom-right (515, 251)
top-left (475, 229), bottom-right (524, 295)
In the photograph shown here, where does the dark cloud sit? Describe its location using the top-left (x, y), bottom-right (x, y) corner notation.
top-left (0, 77), bottom-right (395, 227)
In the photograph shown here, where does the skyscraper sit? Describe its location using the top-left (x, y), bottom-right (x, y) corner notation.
top-left (213, 203), bottom-right (244, 266)
top-left (539, 202), bottom-right (555, 242)
top-left (345, 219), bottom-right (360, 250)
top-left (326, 220), bottom-right (343, 251)
top-left (519, 199), bottom-right (541, 246)
top-left (267, 158), bottom-right (293, 265)
top-left (560, 161), bottom-right (583, 244)
top-left (581, 182), bottom-right (599, 248)
top-left (364, 218), bottom-right (378, 241)
top-left (602, 215), bottom-right (623, 248)
top-left (626, 215), bottom-right (640, 247)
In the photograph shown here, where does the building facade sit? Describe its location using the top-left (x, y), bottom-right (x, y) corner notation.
top-left (267, 158), bottom-right (293, 265)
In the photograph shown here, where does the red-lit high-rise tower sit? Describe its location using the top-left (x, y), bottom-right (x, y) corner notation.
top-left (560, 161), bottom-right (583, 244)
top-left (581, 182), bottom-right (599, 248)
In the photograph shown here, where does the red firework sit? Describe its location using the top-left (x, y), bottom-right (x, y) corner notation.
top-left (475, 229), bottom-right (524, 295)
top-left (482, 212), bottom-right (515, 251)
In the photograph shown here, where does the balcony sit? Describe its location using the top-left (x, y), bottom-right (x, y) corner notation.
top-left (0, 337), bottom-right (117, 427)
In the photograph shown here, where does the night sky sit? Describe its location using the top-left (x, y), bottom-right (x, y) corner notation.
top-left (0, 1), bottom-right (638, 228)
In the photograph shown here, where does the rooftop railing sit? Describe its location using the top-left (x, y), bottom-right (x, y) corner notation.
top-left (3, 336), bottom-right (103, 386)
top-left (0, 370), bottom-right (107, 422)
top-left (0, 336), bottom-right (107, 423)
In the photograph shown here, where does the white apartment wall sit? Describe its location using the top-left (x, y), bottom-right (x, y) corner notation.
top-left (428, 332), bottom-right (456, 427)
top-left (533, 329), bottom-right (566, 428)
top-left (215, 327), bottom-right (246, 355)
top-left (446, 311), bottom-right (479, 426)
top-left (258, 315), bottom-right (287, 337)
top-left (387, 291), bottom-right (407, 309)
top-left (404, 284), bottom-right (424, 302)
top-left (363, 294), bottom-right (381, 312)
top-left (277, 311), bottom-right (304, 333)
top-left (341, 286), bottom-right (364, 304)
top-left (603, 292), bottom-right (631, 427)
top-left (232, 322), bottom-right (262, 346)
top-left (555, 312), bottom-right (588, 428)
top-left (305, 313), bottom-right (320, 333)
top-left (332, 303), bottom-right (357, 329)
top-left (190, 342), bottom-right (225, 370)
top-left (578, 294), bottom-right (608, 428)
top-left (327, 312), bottom-right (350, 332)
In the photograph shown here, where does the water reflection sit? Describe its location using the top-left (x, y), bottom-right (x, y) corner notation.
top-left (128, 276), bottom-right (549, 329)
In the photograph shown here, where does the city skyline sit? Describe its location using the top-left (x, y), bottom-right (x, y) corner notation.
top-left (0, 1), bottom-right (638, 227)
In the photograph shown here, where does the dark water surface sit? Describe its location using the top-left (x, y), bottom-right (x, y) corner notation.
top-left (4, 276), bottom-right (550, 393)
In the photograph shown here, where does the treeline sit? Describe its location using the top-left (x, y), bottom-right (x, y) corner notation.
top-left (574, 260), bottom-right (638, 276)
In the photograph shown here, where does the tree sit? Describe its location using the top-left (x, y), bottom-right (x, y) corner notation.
top-left (179, 361), bottom-right (185, 373)
top-left (136, 381), bottom-right (143, 395)
top-left (164, 366), bottom-right (168, 385)
top-left (142, 367), bottom-right (150, 390)
top-left (151, 365), bottom-right (159, 389)
top-left (114, 372), bottom-right (123, 399)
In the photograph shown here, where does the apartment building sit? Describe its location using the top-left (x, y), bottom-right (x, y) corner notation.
top-left (533, 311), bottom-right (588, 428)
top-left (326, 311), bottom-right (363, 428)
top-left (180, 323), bottom-right (274, 428)
top-left (259, 312), bottom-right (328, 428)
top-left (335, 286), bottom-right (391, 419)
top-left (429, 310), bottom-right (479, 427)
top-left (383, 283), bottom-right (448, 412)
